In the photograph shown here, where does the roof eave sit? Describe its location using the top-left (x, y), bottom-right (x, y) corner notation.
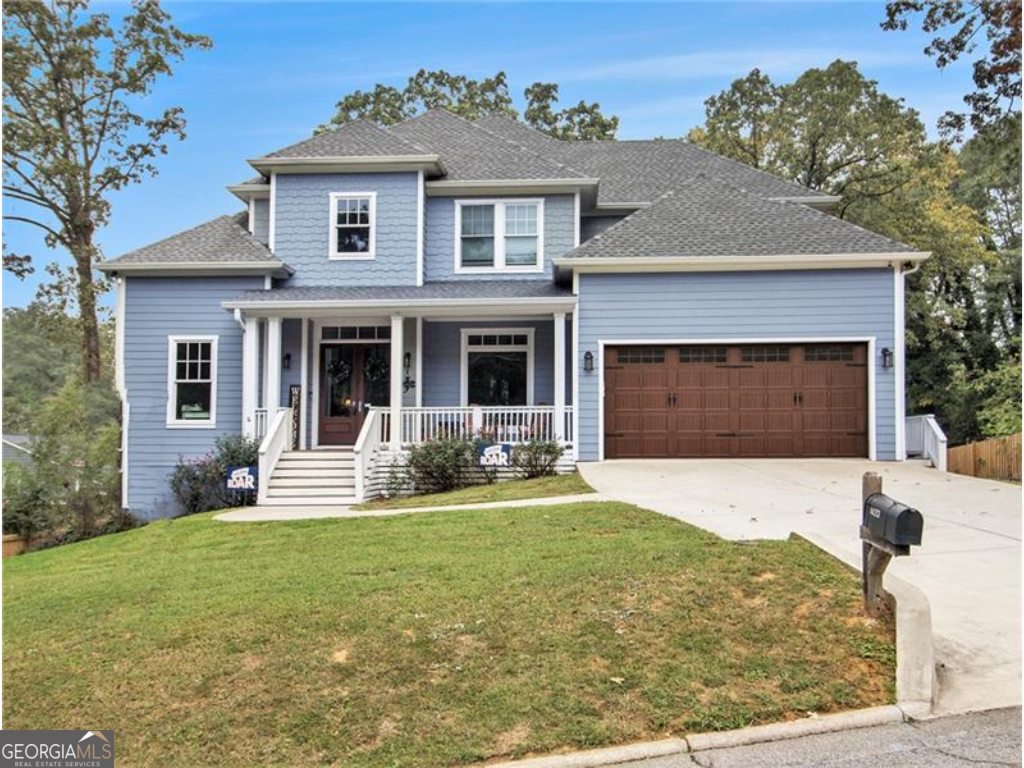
top-left (248, 155), bottom-right (446, 176)
top-left (222, 295), bottom-right (578, 314)
top-left (553, 252), bottom-right (932, 271)
top-left (99, 260), bottom-right (293, 278)
top-left (227, 183), bottom-right (270, 202)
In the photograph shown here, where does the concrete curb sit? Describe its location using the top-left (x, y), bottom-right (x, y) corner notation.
top-left (792, 531), bottom-right (935, 717)
top-left (484, 706), bottom-right (909, 767)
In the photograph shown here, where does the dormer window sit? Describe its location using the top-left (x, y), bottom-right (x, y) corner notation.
top-left (330, 192), bottom-right (376, 259)
top-left (455, 199), bottom-right (544, 273)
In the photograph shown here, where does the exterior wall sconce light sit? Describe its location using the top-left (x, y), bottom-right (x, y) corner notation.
top-left (403, 352), bottom-right (412, 371)
top-left (881, 347), bottom-right (894, 369)
top-left (584, 351), bottom-right (594, 372)
top-left (282, 353), bottom-right (292, 370)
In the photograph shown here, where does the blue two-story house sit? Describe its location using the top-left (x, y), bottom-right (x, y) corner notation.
top-left (100, 109), bottom-right (928, 518)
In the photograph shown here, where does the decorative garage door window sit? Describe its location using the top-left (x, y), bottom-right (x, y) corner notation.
top-left (805, 345), bottom-right (855, 362)
top-left (679, 346), bottom-right (727, 363)
top-left (740, 346), bottom-right (790, 363)
top-left (616, 347), bottom-right (665, 364)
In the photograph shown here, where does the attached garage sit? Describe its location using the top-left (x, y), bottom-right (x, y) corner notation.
top-left (603, 343), bottom-right (869, 459)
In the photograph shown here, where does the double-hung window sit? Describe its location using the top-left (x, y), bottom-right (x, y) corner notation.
top-left (167, 336), bottom-right (218, 427)
top-left (456, 200), bottom-right (543, 273)
top-left (329, 192), bottom-right (376, 259)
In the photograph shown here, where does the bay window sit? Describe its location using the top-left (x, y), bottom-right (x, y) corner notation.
top-left (456, 200), bottom-right (543, 272)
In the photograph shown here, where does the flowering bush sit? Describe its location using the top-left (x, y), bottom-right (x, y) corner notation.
top-left (168, 435), bottom-right (260, 515)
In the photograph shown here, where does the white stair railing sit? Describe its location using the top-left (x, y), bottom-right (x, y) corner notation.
top-left (385, 406), bottom-right (575, 447)
top-left (353, 408), bottom-right (382, 501)
top-left (257, 408), bottom-right (292, 504)
top-left (906, 414), bottom-right (947, 471)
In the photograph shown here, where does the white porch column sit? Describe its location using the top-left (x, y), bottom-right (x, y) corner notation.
top-left (241, 316), bottom-right (259, 438)
top-left (265, 317), bottom-right (282, 415)
top-left (390, 315), bottom-right (404, 450)
top-left (553, 311), bottom-right (566, 442)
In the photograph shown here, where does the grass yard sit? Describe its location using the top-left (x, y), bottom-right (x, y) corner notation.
top-left (354, 471), bottom-right (595, 510)
top-left (3, 502), bottom-right (894, 767)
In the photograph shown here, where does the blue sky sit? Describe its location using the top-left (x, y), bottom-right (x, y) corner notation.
top-left (2, 1), bottom-right (975, 309)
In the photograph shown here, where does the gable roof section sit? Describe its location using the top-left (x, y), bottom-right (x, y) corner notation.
top-left (263, 119), bottom-right (430, 158)
top-left (556, 177), bottom-right (924, 265)
top-left (390, 110), bottom-right (589, 181)
top-left (99, 213), bottom-right (287, 274)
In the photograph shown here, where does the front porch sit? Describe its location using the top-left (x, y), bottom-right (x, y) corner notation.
top-left (230, 292), bottom-right (577, 503)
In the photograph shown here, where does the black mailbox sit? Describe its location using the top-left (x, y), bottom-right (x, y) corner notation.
top-left (863, 493), bottom-right (923, 548)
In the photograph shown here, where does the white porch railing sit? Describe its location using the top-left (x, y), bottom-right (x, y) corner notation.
top-left (254, 408), bottom-right (269, 441)
top-left (371, 406), bottom-right (575, 448)
top-left (353, 408), bottom-right (383, 501)
top-left (906, 414), bottom-right (947, 471)
top-left (257, 408), bottom-right (292, 504)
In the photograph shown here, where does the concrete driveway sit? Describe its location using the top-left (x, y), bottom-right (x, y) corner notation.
top-left (577, 459), bottom-right (1022, 716)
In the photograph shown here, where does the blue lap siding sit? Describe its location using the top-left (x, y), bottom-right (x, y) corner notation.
top-left (575, 269), bottom-right (897, 461)
top-left (123, 276), bottom-right (262, 518)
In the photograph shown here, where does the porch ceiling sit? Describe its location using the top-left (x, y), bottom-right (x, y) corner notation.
top-left (222, 280), bottom-right (576, 317)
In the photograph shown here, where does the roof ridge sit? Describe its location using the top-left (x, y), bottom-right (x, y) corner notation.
top-left (466, 113), bottom-right (592, 179)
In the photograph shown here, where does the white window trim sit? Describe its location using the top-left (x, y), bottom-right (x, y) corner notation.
top-left (329, 191), bottom-right (376, 260)
top-left (454, 198), bottom-right (545, 274)
top-left (460, 327), bottom-right (535, 407)
top-left (166, 334), bottom-right (219, 429)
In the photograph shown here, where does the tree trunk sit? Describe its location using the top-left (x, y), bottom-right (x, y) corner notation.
top-left (69, 237), bottom-right (102, 382)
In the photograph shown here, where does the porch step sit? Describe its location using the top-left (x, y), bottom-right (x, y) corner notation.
top-left (268, 481), bottom-right (356, 493)
top-left (273, 467), bottom-right (356, 479)
top-left (261, 495), bottom-right (358, 507)
top-left (275, 458), bottom-right (355, 470)
top-left (282, 449), bottom-right (354, 458)
top-left (267, 485), bottom-right (355, 497)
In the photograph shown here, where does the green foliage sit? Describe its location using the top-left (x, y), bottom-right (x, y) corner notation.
top-left (881, 0), bottom-right (1021, 137)
top-left (512, 440), bottom-right (564, 479)
top-left (168, 435), bottom-right (260, 515)
top-left (689, 61), bottom-right (926, 218)
top-left (2, 302), bottom-right (114, 431)
top-left (3, 0), bottom-right (211, 380)
top-left (972, 357), bottom-right (1023, 438)
top-left (405, 436), bottom-right (475, 493)
top-left (2, 463), bottom-right (48, 538)
top-left (322, 69), bottom-right (618, 141)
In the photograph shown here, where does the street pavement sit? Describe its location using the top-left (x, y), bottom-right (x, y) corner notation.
top-left (618, 707), bottom-right (1021, 767)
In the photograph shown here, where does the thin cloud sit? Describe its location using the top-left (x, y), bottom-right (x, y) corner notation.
top-left (561, 47), bottom-right (928, 81)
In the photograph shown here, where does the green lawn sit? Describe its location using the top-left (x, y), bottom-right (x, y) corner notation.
top-left (354, 472), bottom-right (595, 510)
top-left (3, 502), bottom-right (894, 767)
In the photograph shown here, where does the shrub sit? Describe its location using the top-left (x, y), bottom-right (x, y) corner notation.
top-left (2, 463), bottom-right (49, 539)
top-left (384, 459), bottom-right (410, 498)
top-left (512, 439), bottom-right (564, 479)
top-left (406, 436), bottom-right (474, 493)
top-left (169, 435), bottom-right (261, 515)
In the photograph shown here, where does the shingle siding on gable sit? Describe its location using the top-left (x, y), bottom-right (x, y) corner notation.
top-left (424, 194), bottom-right (575, 281)
top-left (575, 269), bottom-right (897, 461)
top-left (252, 199), bottom-right (270, 245)
top-left (123, 275), bottom-right (263, 519)
top-left (274, 172), bottom-right (419, 286)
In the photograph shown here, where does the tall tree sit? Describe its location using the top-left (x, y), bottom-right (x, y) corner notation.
top-left (322, 69), bottom-right (618, 140)
top-left (2, 0), bottom-right (211, 381)
top-left (688, 61), bottom-right (926, 218)
top-left (882, 0), bottom-right (1022, 137)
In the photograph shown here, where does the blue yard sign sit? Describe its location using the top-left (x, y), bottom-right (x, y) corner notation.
top-left (477, 443), bottom-right (512, 468)
top-left (226, 465), bottom-right (258, 491)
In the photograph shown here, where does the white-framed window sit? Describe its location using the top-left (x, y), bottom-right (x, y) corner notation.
top-left (166, 335), bottom-right (218, 428)
top-left (329, 192), bottom-right (376, 259)
top-left (460, 328), bottom-right (535, 406)
top-left (455, 199), bottom-right (544, 273)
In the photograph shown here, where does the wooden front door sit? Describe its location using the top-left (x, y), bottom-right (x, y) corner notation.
top-left (604, 344), bottom-right (868, 459)
top-left (318, 343), bottom-right (391, 445)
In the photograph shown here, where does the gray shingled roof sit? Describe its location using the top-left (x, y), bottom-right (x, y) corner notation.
top-left (475, 113), bottom-right (819, 204)
top-left (227, 280), bottom-right (573, 305)
top-left (560, 177), bottom-right (918, 260)
top-left (389, 110), bottom-right (589, 181)
top-left (103, 213), bottom-right (279, 267)
top-left (264, 119), bottom-right (431, 159)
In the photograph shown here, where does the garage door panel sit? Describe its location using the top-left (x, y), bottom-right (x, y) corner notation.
top-left (606, 344), bottom-right (867, 459)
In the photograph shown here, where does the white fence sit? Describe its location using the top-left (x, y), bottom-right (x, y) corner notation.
top-left (373, 406), bottom-right (575, 447)
top-left (906, 414), bottom-right (948, 471)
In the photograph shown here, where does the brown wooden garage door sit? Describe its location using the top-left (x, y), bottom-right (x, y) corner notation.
top-left (604, 344), bottom-right (868, 458)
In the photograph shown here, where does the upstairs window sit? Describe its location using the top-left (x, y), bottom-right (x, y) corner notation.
top-left (330, 192), bottom-right (375, 259)
top-left (456, 200), bottom-right (543, 272)
top-left (167, 336), bottom-right (217, 427)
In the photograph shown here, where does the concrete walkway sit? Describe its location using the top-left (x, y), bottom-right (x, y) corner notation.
top-left (578, 459), bottom-right (1022, 717)
top-left (215, 492), bottom-right (607, 522)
